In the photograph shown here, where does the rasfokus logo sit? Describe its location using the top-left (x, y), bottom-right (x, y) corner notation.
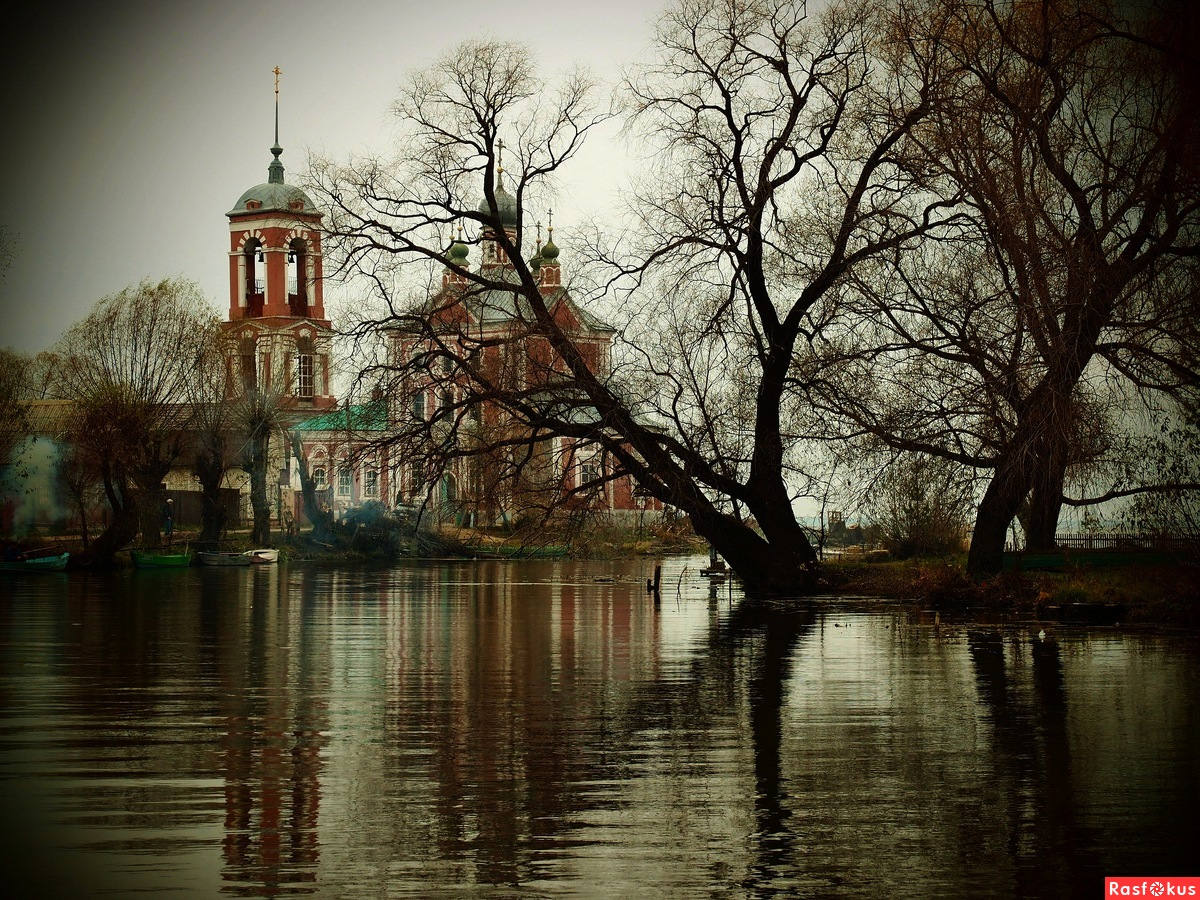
top-left (1106, 878), bottom-right (1200, 897)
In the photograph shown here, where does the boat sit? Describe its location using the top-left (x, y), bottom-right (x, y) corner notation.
top-left (131, 550), bottom-right (193, 569)
top-left (197, 550), bottom-right (252, 567)
top-left (0, 551), bottom-right (70, 573)
top-left (244, 548), bottom-right (279, 564)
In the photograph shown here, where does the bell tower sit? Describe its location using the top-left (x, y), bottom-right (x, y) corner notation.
top-left (221, 68), bottom-right (335, 410)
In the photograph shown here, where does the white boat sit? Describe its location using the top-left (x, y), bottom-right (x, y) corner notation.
top-left (244, 548), bottom-right (279, 564)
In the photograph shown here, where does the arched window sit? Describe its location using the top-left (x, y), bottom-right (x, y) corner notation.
top-left (363, 468), bottom-right (378, 498)
top-left (243, 238), bottom-right (265, 316)
top-left (337, 465), bottom-right (352, 497)
top-left (312, 466), bottom-right (327, 489)
top-left (411, 390), bottom-right (426, 421)
top-left (287, 238), bottom-right (308, 315)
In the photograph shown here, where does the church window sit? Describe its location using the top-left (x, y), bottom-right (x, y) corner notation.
top-left (412, 390), bottom-right (426, 421)
top-left (298, 354), bottom-right (313, 398)
top-left (337, 466), bottom-right (352, 497)
top-left (239, 337), bottom-right (257, 393)
top-left (364, 468), bottom-right (378, 497)
top-left (296, 337), bottom-right (314, 399)
top-left (312, 466), bottom-right (327, 489)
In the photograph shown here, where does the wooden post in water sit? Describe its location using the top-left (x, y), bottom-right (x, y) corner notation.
top-left (647, 564), bottom-right (661, 600)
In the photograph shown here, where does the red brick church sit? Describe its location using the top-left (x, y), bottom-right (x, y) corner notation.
top-left (219, 98), bottom-right (660, 529)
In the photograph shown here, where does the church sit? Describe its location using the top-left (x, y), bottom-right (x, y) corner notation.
top-left (212, 111), bottom-right (660, 532)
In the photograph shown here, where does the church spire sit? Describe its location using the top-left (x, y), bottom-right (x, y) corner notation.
top-left (268, 65), bottom-right (285, 185)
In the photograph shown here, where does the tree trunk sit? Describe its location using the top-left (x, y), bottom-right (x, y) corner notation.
top-left (76, 496), bottom-right (90, 549)
top-left (195, 449), bottom-right (227, 545)
top-left (133, 467), bottom-right (169, 547)
top-left (691, 507), bottom-right (818, 596)
top-left (967, 448), bottom-right (1037, 576)
top-left (291, 433), bottom-right (334, 543)
top-left (85, 472), bottom-right (139, 564)
top-left (1025, 454), bottom-right (1067, 552)
top-left (248, 426), bottom-right (271, 546)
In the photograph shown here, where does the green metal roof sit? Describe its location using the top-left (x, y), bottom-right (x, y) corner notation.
top-left (294, 400), bottom-right (388, 433)
top-left (227, 145), bottom-right (319, 217)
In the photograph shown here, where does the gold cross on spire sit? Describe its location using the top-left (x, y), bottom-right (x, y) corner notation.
top-left (496, 137), bottom-right (504, 180)
top-left (273, 65), bottom-right (282, 95)
top-left (547, 208), bottom-right (554, 238)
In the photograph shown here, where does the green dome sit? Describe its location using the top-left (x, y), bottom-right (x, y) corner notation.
top-left (227, 145), bottom-right (318, 217)
top-left (477, 181), bottom-right (519, 227)
top-left (228, 182), bottom-right (319, 216)
top-left (448, 239), bottom-right (470, 265)
top-left (540, 237), bottom-right (559, 261)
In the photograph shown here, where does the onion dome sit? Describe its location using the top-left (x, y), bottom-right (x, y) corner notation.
top-left (477, 180), bottom-right (519, 228)
top-left (447, 236), bottom-right (470, 266)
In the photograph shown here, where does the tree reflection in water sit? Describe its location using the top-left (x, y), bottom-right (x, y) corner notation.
top-left (2, 561), bottom-right (1198, 896)
top-left (967, 629), bottom-right (1086, 895)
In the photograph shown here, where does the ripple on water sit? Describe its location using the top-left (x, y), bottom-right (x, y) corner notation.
top-left (1, 558), bottom-right (1197, 895)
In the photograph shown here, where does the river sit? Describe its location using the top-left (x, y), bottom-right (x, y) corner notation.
top-left (1, 555), bottom-right (1197, 896)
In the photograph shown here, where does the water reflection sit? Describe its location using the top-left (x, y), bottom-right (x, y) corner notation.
top-left (0, 559), bottom-right (1197, 896)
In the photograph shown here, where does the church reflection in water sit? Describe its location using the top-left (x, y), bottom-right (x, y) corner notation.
top-left (3, 560), bottom-right (1195, 895)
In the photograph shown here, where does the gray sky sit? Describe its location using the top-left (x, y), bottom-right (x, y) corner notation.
top-left (0, 0), bottom-right (664, 353)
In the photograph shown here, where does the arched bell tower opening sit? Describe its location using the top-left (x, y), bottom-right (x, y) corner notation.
top-left (287, 237), bottom-right (308, 316)
top-left (243, 237), bottom-right (266, 317)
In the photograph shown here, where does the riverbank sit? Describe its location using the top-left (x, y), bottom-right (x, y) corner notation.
top-left (822, 557), bottom-right (1200, 627)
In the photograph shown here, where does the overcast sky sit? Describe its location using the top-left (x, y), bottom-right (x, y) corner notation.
top-left (0, 0), bottom-right (665, 354)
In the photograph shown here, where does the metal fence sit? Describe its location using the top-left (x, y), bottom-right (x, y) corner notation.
top-left (1051, 533), bottom-right (1200, 553)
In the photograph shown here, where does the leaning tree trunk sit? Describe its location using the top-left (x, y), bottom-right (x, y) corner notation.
top-left (690, 505), bottom-right (818, 596)
top-left (291, 433), bottom-right (334, 543)
top-left (247, 425), bottom-right (271, 546)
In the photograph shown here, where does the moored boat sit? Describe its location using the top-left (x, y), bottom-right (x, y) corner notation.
top-left (0, 551), bottom-right (70, 573)
top-left (244, 548), bottom-right (279, 564)
top-left (131, 550), bottom-right (193, 569)
top-left (197, 551), bottom-right (252, 567)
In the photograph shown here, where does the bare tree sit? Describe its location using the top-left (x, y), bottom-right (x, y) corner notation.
top-left (809, 0), bottom-right (1200, 573)
top-left (234, 386), bottom-right (287, 547)
top-left (313, 1), bottom-right (960, 593)
top-left (0, 348), bottom-right (32, 467)
top-left (187, 326), bottom-right (237, 544)
top-left (866, 451), bottom-right (974, 558)
top-left (290, 430), bottom-right (334, 543)
top-left (54, 278), bottom-right (215, 560)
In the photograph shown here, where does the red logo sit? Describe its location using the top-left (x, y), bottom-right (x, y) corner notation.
top-left (1107, 878), bottom-right (1200, 897)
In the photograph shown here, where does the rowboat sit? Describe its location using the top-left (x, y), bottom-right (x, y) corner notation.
top-left (244, 548), bottom-right (279, 564)
top-left (0, 551), bottom-right (70, 573)
top-left (197, 551), bottom-right (252, 567)
top-left (131, 550), bottom-right (193, 569)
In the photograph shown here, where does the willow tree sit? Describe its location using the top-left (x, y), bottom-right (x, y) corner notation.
top-left (312, 0), bottom-right (960, 593)
top-left (54, 278), bottom-right (215, 558)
